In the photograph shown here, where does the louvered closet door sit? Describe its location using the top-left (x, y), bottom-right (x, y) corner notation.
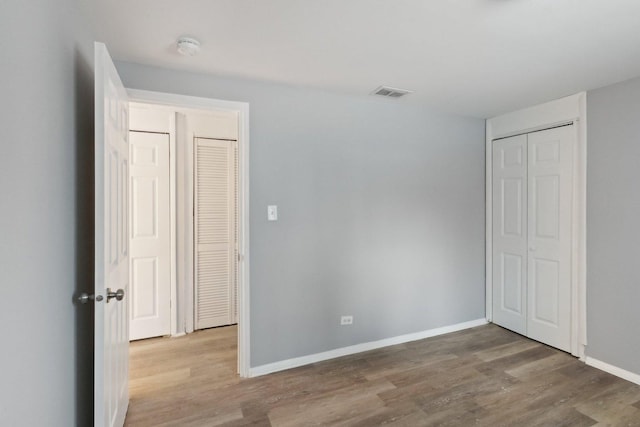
top-left (194, 138), bottom-right (237, 329)
top-left (232, 143), bottom-right (239, 323)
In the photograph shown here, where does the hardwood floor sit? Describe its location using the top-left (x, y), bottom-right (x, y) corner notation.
top-left (125, 324), bottom-right (640, 426)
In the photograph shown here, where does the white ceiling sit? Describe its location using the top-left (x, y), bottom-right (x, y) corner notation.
top-left (93, 0), bottom-right (640, 118)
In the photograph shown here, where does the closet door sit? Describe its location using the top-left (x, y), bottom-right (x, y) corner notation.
top-left (492, 134), bottom-right (528, 335)
top-left (129, 131), bottom-right (171, 340)
top-left (527, 126), bottom-right (573, 352)
top-left (194, 138), bottom-right (237, 329)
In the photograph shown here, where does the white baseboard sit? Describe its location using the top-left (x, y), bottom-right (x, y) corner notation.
top-left (585, 357), bottom-right (640, 386)
top-left (171, 332), bottom-right (186, 338)
top-left (249, 318), bottom-right (488, 378)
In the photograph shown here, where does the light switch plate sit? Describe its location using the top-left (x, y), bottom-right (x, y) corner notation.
top-left (267, 205), bottom-right (278, 221)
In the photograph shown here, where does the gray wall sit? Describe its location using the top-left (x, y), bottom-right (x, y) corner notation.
top-left (0, 1), bottom-right (95, 425)
top-left (587, 78), bottom-right (640, 376)
top-left (116, 62), bottom-right (486, 366)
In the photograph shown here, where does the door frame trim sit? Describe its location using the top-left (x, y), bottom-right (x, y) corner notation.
top-left (485, 92), bottom-right (587, 359)
top-left (127, 89), bottom-right (251, 377)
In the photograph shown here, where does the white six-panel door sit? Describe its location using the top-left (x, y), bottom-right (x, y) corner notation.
top-left (94, 42), bottom-right (129, 427)
top-left (129, 131), bottom-right (171, 340)
top-left (492, 134), bottom-right (528, 335)
top-left (527, 126), bottom-right (573, 352)
top-left (194, 137), bottom-right (237, 329)
top-left (492, 125), bottom-right (574, 352)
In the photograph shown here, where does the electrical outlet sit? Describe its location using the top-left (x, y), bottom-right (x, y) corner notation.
top-left (340, 315), bottom-right (354, 325)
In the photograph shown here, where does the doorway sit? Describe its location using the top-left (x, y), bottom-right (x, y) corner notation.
top-left (125, 93), bottom-right (250, 377)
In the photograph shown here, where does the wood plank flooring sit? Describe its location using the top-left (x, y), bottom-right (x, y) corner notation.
top-left (125, 324), bottom-right (640, 426)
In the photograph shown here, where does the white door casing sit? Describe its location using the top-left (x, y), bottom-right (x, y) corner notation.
top-left (527, 126), bottom-right (574, 352)
top-left (194, 137), bottom-right (238, 329)
top-left (491, 125), bottom-right (574, 353)
top-left (492, 134), bottom-right (528, 335)
top-left (129, 131), bottom-right (171, 340)
top-left (94, 42), bottom-right (129, 427)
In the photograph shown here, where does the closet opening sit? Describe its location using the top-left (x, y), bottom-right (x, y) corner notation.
top-left (485, 93), bottom-right (587, 359)
top-left (491, 125), bottom-right (574, 352)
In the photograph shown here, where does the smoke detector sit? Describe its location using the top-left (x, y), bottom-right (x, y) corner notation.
top-left (371, 86), bottom-right (412, 98)
top-left (176, 37), bottom-right (201, 56)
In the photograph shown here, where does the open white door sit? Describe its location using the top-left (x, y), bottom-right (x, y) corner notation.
top-left (95, 42), bottom-right (130, 427)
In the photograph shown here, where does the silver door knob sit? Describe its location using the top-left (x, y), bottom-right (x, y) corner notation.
top-left (77, 293), bottom-right (104, 304)
top-left (106, 288), bottom-right (125, 303)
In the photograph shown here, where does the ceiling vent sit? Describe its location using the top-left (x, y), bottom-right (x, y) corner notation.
top-left (371, 85), bottom-right (412, 98)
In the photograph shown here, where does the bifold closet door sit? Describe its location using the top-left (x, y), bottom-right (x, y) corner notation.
top-left (526, 126), bottom-right (573, 352)
top-left (492, 134), bottom-right (528, 335)
top-left (492, 126), bottom-right (574, 353)
top-left (194, 137), bottom-right (237, 330)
